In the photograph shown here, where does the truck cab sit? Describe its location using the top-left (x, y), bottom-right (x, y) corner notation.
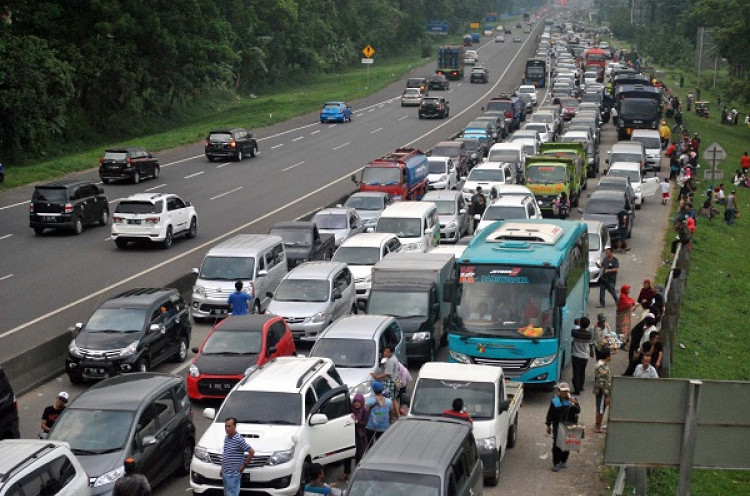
top-left (353, 147), bottom-right (428, 201)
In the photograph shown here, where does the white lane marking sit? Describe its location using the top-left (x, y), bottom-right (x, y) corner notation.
top-left (210, 187), bottom-right (243, 200)
top-left (310, 130), bottom-right (321, 135)
top-left (270, 144), bottom-right (284, 149)
top-left (216, 163), bottom-right (231, 169)
top-left (161, 156), bottom-right (198, 168)
top-left (0, 201), bottom-right (28, 211)
top-left (0, 234), bottom-right (13, 241)
top-left (333, 142), bottom-right (350, 150)
top-left (371, 127), bottom-right (383, 134)
top-left (0, 274), bottom-right (14, 282)
top-left (367, 108), bottom-right (375, 113)
top-left (282, 162), bottom-right (305, 172)
top-left (398, 115), bottom-right (408, 121)
top-left (292, 137), bottom-right (304, 142)
top-left (328, 124), bottom-right (336, 129)
top-left (104, 237), bottom-right (112, 241)
top-left (145, 184), bottom-right (167, 191)
top-left (184, 171), bottom-right (205, 179)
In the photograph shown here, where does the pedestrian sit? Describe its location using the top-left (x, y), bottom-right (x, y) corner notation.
top-left (227, 281), bottom-right (253, 316)
top-left (545, 382), bottom-right (580, 472)
top-left (369, 346), bottom-right (401, 408)
top-left (593, 347), bottom-right (612, 434)
top-left (616, 284), bottom-right (636, 345)
top-left (553, 191), bottom-right (570, 219)
top-left (304, 463), bottom-right (342, 496)
top-left (570, 317), bottom-right (594, 396)
top-left (690, 133), bottom-right (701, 153)
top-left (341, 393), bottom-right (369, 482)
top-left (679, 75), bottom-right (684, 88)
top-left (598, 248), bottom-right (619, 308)
top-left (40, 391), bottom-right (68, 438)
top-left (365, 381), bottom-right (393, 444)
top-left (594, 313), bottom-right (617, 355)
top-left (641, 331), bottom-right (664, 372)
top-left (667, 218), bottom-right (691, 263)
top-left (660, 177), bottom-right (670, 204)
top-left (716, 184), bottom-right (727, 206)
top-left (725, 190), bottom-right (739, 226)
top-left (721, 106), bottom-right (727, 125)
top-left (740, 152), bottom-right (750, 175)
top-left (442, 398), bottom-right (473, 422)
top-left (633, 354), bottom-right (659, 379)
top-left (637, 279), bottom-right (656, 308)
top-left (659, 120), bottom-right (672, 149)
top-left (672, 108), bottom-right (683, 131)
top-left (615, 207), bottom-right (630, 252)
top-left (624, 314), bottom-right (654, 376)
top-left (221, 418), bottom-right (255, 496)
top-left (732, 107), bottom-right (739, 125)
top-left (113, 458), bottom-right (151, 496)
top-left (469, 186), bottom-right (487, 232)
top-left (650, 287), bottom-right (665, 324)
top-left (745, 115), bottom-right (750, 128)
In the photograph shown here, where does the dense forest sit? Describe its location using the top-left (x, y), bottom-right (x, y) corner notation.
top-left (0, 0), bottom-right (547, 163)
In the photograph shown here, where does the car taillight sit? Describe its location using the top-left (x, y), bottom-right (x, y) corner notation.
top-left (204, 139), bottom-right (210, 147)
top-left (113, 216), bottom-right (123, 223)
top-left (145, 217), bottom-right (160, 224)
top-left (99, 157), bottom-right (103, 164)
top-left (505, 111), bottom-right (513, 119)
top-left (29, 204), bottom-right (34, 213)
top-left (126, 157), bottom-right (131, 165)
top-left (229, 139), bottom-right (237, 149)
top-left (64, 203), bottom-right (73, 213)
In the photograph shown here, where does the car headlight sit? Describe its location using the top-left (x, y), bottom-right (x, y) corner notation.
top-left (267, 446), bottom-right (295, 466)
top-left (447, 221), bottom-right (456, 229)
top-left (439, 175), bottom-right (447, 182)
top-left (194, 445), bottom-right (212, 464)
top-left (403, 243), bottom-right (421, 251)
top-left (244, 365), bottom-right (258, 376)
top-left (94, 466), bottom-right (125, 487)
top-left (356, 274), bottom-right (372, 284)
top-left (309, 312), bottom-right (330, 324)
top-left (412, 331), bottom-right (430, 341)
top-left (189, 363), bottom-right (200, 378)
top-left (476, 436), bottom-right (497, 451)
top-left (530, 354), bottom-right (557, 368)
top-left (350, 381), bottom-right (372, 396)
top-left (118, 340), bottom-right (139, 358)
top-left (193, 285), bottom-right (206, 298)
top-left (68, 340), bottom-right (82, 358)
top-left (364, 218), bottom-right (377, 227)
top-left (449, 350), bottom-right (471, 363)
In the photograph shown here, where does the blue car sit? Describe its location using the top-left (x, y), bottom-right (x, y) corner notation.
top-left (320, 101), bottom-right (352, 123)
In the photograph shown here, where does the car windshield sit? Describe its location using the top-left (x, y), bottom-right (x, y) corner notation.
top-left (519, 87), bottom-right (535, 94)
top-left (526, 166), bottom-right (567, 183)
top-left (375, 217), bottom-right (421, 238)
top-left (457, 140), bottom-right (480, 153)
top-left (588, 232), bottom-right (601, 251)
top-left (208, 133), bottom-right (232, 143)
top-left (611, 152), bottom-right (643, 163)
top-left (485, 101), bottom-right (512, 112)
top-left (585, 199), bottom-right (623, 215)
top-left (403, 89), bottom-right (420, 96)
top-left (582, 93), bottom-right (601, 103)
top-left (199, 256), bottom-right (255, 280)
top-left (484, 205), bottom-right (526, 220)
top-left (361, 167), bottom-right (401, 186)
top-left (608, 168), bottom-right (640, 183)
top-left (412, 378), bottom-right (495, 420)
top-left (323, 103), bottom-right (342, 109)
top-left (467, 169), bottom-right (504, 182)
top-left (430, 146), bottom-right (459, 158)
top-left (103, 151), bottom-right (128, 160)
top-left (531, 113), bottom-right (554, 124)
top-left (559, 98), bottom-right (579, 108)
top-left (620, 99), bottom-right (658, 116)
top-left (432, 200), bottom-right (457, 216)
top-left (115, 201), bottom-right (161, 214)
top-left (217, 391), bottom-right (301, 425)
top-left (202, 330), bottom-right (262, 355)
top-left (632, 136), bottom-right (661, 149)
top-left (367, 291), bottom-right (428, 318)
top-left (422, 99), bottom-right (441, 106)
top-left (333, 247), bottom-right (381, 266)
top-left (344, 195), bottom-right (384, 211)
top-left (85, 308), bottom-right (145, 333)
top-left (310, 338), bottom-right (376, 368)
top-left (472, 68), bottom-right (485, 74)
top-left (274, 279), bottom-right (329, 303)
top-left (526, 124), bottom-right (547, 133)
top-left (32, 188), bottom-right (67, 203)
top-left (50, 409), bottom-right (134, 454)
top-left (349, 469), bottom-right (440, 496)
top-left (428, 161), bottom-right (448, 174)
top-left (313, 213), bottom-right (348, 230)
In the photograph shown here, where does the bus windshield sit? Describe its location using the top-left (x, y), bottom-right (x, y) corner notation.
top-left (454, 264), bottom-right (556, 338)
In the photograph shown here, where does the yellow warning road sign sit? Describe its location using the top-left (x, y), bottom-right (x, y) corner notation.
top-left (362, 45), bottom-right (375, 58)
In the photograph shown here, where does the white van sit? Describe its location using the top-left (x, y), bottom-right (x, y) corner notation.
top-left (606, 162), bottom-right (660, 208)
top-left (630, 129), bottom-right (662, 171)
top-left (191, 234), bottom-right (287, 320)
top-left (333, 232), bottom-right (402, 304)
top-left (486, 142), bottom-right (526, 181)
top-left (374, 201), bottom-right (440, 253)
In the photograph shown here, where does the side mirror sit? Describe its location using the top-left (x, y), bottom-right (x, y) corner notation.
top-left (203, 408), bottom-right (216, 420)
top-left (366, 227), bottom-right (374, 233)
top-left (425, 227), bottom-right (434, 235)
top-left (266, 346), bottom-right (277, 357)
top-left (474, 214), bottom-right (481, 220)
top-left (577, 208), bottom-right (583, 214)
top-left (148, 324), bottom-right (161, 334)
top-left (336, 204), bottom-right (343, 208)
top-left (258, 269), bottom-right (268, 277)
top-left (98, 186), bottom-right (105, 194)
top-left (192, 267), bottom-right (199, 275)
top-left (191, 347), bottom-right (199, 354)
top-left (266, 291), bottom-right (274, 298)
top-left (350, 174), bottom-right (358, 184)
top-left (185, 201), bottom-right (192, 207)
top-left (333, 289), bottom-right (342, 300)
top-left (459, 208), bottom-right (467, 214)
top-left (310, 413), bottom-right (329, 426)
top-left (498, 399), bottom-right (511, 413)
top-left (75, 322), bottom-right (84, 331)
top-left (141, 435), bottom-right (158, 447)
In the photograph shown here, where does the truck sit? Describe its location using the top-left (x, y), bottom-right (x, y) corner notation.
top-left (437, 46), bottom-right (466, 80)
top-left (409, 362), bottom-right (523, 486)
top-left (365, 252), bottom-right (455, 363)
top-left (471, 33), bottom-right (481, 43)
top-left (524, 156), bottom-right (582, 215)
top-left (538, 142), bottom-right (589, 185)
top-left (352, 147), bottom-right (428, 201)
top-left (269, 221), bottom-right (336, 269)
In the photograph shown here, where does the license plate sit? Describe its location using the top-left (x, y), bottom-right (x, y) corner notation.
top-left (42, 216), bottom-right (56, 222)
top-left (209, 383), bottom-right (232, 390)
top-left (85, 368), bottom-right (106, 375)
top-left (210, 309), bottom-right (228, 315)
top-left (127, 219), bottom-right (141, 225)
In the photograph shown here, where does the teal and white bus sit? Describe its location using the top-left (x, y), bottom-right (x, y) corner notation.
top-left (446, 219), bottom-right (588, 386)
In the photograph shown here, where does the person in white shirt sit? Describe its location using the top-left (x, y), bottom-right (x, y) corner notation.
top-left (660, 178), bottom-right (670, 205)
top-left (633, 355), bottom-right (659, 378)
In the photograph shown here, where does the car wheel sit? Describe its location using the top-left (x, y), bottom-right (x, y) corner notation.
top-left (135, 359), bottom-right (149, 373)
top-left (133, 168), bottom-right (140, 184)
top-left (153, 165), bottom-right (160, 179)
top-left (186, 217), bottom-right (197, 239)
top-left (72, 217), bottom-right (83, 235)
top-left (207, 156), bottom-right (215, 163)
top-left (254, 300), bottom-right (262, 315)
top-left (174, 440), bottom-right (194, 476)
top-left (485, 450), bottom-right (501, 487)
top-left (351, 303), bottom-right (358, 315)
top-left (419, 114), bottom-right (424, 119)
top-left (33, 227), bottom-right (45, 236)
top-left (173, 337), bottom-right (189, 363)
top-left (67, 372), bottom-right (83, 385)
top-left (249, 146), bottom-right (256, 158)
top-left (102, 178), bottom-right (110, 184)
top-left (115, 238), bottom-right (128, 249)
top-left (507, 415), bottom-right (519, 448)
top-left (237, 149), bottom-right (243, 161)
top-left (161, 226), bottom-right (173, 249)
top-left (99, 208), bottom-right (109, 226)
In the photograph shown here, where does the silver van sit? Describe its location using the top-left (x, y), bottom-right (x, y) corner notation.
top-left (267, 262), bottom-right (355, 341)
top-left (191, 235), bottom-right (287, 321)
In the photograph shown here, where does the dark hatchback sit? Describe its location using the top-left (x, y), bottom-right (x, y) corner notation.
top-left (419, 97), bottom-right (450, 119)
top-left (99, 147), bottom-right (160, 184)
top-left (0, 367), bottom-right (20, 440)
top-left (49, 373), bottom-right (195, 496)
top-left (205, 128), bottom-right (258, 162)
top-left (30, 181), bottom-right (109, 236)
top-left (428, 74), bottom-right (450, 91)
top-left (581, 189), bottom-right (635, 241)
top-left (66, 288), bottom-right (191, 384)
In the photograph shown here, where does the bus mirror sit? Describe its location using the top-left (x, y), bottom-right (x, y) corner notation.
top-left (554, 284), bottom-right (567, 306)
top-left (442, 282), bottom-right (454, 302)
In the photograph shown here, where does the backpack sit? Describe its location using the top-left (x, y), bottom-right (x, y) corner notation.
top-left (394, 361), bottom-right (412, 389)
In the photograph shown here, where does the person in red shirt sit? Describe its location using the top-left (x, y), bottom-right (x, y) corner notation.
top-left (740, 152), bottom-right (750, 174)
top-left (442, 398), bottom-right (473, 423)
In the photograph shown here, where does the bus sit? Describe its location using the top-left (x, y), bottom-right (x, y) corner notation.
top-left (446, 219), bottom-right (589, 387)
top-left (523, 58), bottom-right (547, 88)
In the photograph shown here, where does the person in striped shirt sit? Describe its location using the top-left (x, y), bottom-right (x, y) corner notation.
top-left (222, 418), bottom-right (255, 496)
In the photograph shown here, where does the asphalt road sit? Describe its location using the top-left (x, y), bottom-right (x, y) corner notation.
top-left (9, 19), bottom-right (673, 496)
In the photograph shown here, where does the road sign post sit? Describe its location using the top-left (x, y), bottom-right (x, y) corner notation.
top-left (702, 142), bottom-right (726, 182)
top-left (362, 45), bottom-right (376, 89)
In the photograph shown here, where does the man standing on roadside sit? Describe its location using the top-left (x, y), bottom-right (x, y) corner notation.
top-left (469, 186), bottom-right (487, 233)
top-left (545, 382), bottom-right (580, 472)
top-left (616, 208), bottom-right (630, 252)
top-left (222, 418), bottom-right (255, 496)
top-left (227, 281), bottom-right (253, 316)
top-left (40, 391), bottom-right (68, 438)
top-left (113, 458), bottom-right (151, 496)
top-left (599, 248), bottom-right (619, 308)
top-left (593, 348), bottom-right (612, 434)
top-left (570, 317), bottom-right (594, 396)
top-left (726, 190), bottom-right (739, 226)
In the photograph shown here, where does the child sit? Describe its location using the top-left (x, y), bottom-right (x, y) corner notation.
top-left (660, 178), bottom-right (670, 205)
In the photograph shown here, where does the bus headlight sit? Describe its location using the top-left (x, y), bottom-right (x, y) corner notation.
top-left (449, 350), bottom-right (471, 363)
top-left (530, 354), bottom-right (557, 368)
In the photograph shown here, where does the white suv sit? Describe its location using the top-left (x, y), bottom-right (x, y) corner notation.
top-left (190, 357), bottom-right (354, 496)
top-left (112, 193), bottom-right (197, 249)
top-left (0, 440), bottom-right (91, 496)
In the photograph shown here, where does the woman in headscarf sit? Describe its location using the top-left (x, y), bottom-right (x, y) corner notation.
top-left (341, 393), bottom-right (370, 481)
top-left (616, 284), bottom-right (636, 345)
top-left (637, 279), bottom-right (656, 308)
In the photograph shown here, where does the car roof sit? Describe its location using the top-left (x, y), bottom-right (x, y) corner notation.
top-left (347, 191), bottom-right (390, 199)
top-left (488, 195), bottom-right (530, 207)
top-left (237, 357), bottom-right (334, 393)
top-left (583, 219), bottom-right (605, 233)
top-left (380, 201), bottom-right (436, 218)
top-left (319, 315), bottom-right (393, 340)
top-left (630, 129), bottom-right (660, 137)
top-left (72, 373), bottom-right (181, 411)
top-left (0, 441), bottom-right (73, 479)
top-left (313, 207), bottom-right (352, 217)
top-left (324, 101), bottom-right (346, 105)
top-left (489, 142), bottom-right (523, 151)
top-left (36, 180), bottom-right (93, 189)
top-left (339, 232), bottom-right (396, 248)
top-left (104, 147), bottom-right (146, 153)
top-left (472, 162), bottom-right (510, 171)
top-left (213, 314), bottom-right (277, 333)
top-left (589, 189), bottom-right (627, 201)
top-left (422, 190), bottom-right (462, 202)
top-left (285, 261), bottom-right (347, 280)
top-left (494, 184), bottom-right (534, 195)
top-left (611, 141), bottom-right (645, 150)
top-left (599, 176), bottom-right (631, 186)
top-left (209, 128), bottom-right (245, 133)
top-left (119, 193), bottom-right (174, 203)
top-left (100, 287), bottom-right (177, 309)
top-left (418, 362), bottom-right (502, 382)
top-left (608, 162), bottom-right (642, 170)
top-left (434, 141), bottom-right (461, 148)
top-left (209, 234), bottom-right (283, 257)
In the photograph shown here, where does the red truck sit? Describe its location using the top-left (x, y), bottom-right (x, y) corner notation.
top-left (352, 147), bottom-right (429, 201)
top-left (584, 48), bottom-right (608, 80)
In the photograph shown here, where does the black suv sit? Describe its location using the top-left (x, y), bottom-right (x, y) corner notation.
top-left (30, 181), bottom-right (109, 235)
top-left (49, 373), bottom-right (195, 494)
top-left (205, 128), bottom-right (258, 162)
top-left (66, 288), bottom-right (191, 384)
top-left (0, 367), bottom-right (20, 440)
top-left (419, 97), bottom-right (450, 119)
top-left (99, 147), bottom-right (160, 184)
top-left (470, 66), bottom-right (490, 83)
top-left (428, 74), bottom-right (450, 91)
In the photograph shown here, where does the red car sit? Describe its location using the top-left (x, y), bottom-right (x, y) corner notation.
top-left (187, 315), bottom-right (296, 400)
